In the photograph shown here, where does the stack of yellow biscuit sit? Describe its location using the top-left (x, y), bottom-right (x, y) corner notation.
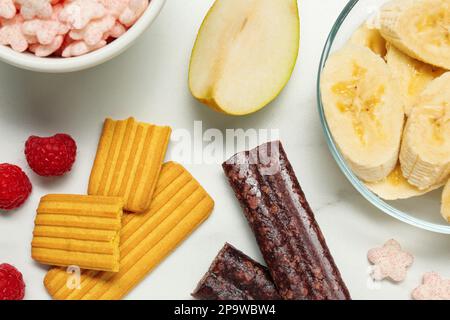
top-left (31, 117), bottom-right (215, 300)
top-left (32, 194), bottom-right (123, 272)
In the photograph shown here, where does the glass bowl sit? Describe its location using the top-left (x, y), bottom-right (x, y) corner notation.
top-left (317, 0), bottom-right (450, 234)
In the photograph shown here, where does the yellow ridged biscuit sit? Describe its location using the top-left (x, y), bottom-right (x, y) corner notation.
top-left (88, 117), bottom-right (171, 213)
top-left (44, 162), bottom-right (214, 300)
top-left (32, 195), bottom-right (123, 272)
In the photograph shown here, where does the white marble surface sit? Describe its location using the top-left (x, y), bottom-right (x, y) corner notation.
top-left (0, 0), bottom-right (448, 300)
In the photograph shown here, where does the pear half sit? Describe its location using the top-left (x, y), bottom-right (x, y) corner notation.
top-left (189, 0), bottom-right (300, 116)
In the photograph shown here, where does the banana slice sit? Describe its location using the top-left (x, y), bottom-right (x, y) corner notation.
top-left (441, 180), bottom-right (450, 222)
top-left (386, 44), bottom-right (445, 116)
top-left (366, 163), bottom-right (444, 200)
top-left (321, 44), bottom-right (404, 182)
top-left (349, 23), bottom-right (387, 58)
top-left (400, 72), bottom-right (450, 190)
top-left (379, 0), bottom-right (450, 70)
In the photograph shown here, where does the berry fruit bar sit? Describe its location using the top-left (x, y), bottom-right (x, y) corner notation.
top-left (192, 243), bottom-right (281, 300)
top-left (223, 141), bottom-right (351, 300)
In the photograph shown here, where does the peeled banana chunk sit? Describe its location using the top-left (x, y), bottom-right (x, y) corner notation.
top-left (366, 164), bottom-right (444, 200)
top-left (400, 72), bottom-right (450, 190)
top-left (386, 44), bottom-right (445, 116)
top-left (379, 0), bottom-right (450, 70)
top-left (349, 23), bottom-right (387, 58)
top-left (321, 44), bottom-right (404, 183)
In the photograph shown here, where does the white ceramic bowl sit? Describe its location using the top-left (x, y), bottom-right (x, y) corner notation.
top-left (0, 0), bottom-right (166, 73)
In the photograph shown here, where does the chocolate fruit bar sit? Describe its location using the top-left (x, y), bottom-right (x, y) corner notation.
top-left (44, 162), bottom-right (214, 300)
top-left (88, 117), bottom-right (171, 213)
top-left (222, 141), bottom-right (351, 300)
top-left (192, 243), bottom-right (281, 300)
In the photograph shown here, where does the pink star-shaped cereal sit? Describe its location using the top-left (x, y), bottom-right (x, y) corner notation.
top-left (0, 0), bottom-right (16, 19)
top-left (367, 239), bottom-right (413, 282)
top-left (100, 0), bottom-right (127, 17)
top-left (59, 0), bottom-right (106, 30)
top-left (61, 38), bottom-right (106, 57)
top-left (16, 0), bottom-right (53, 20)
top-left (412, 272), bottom-right (450, 300)
top-left (0, 16), bottom-right (29, 52)
top-left (69, 14), bottom-right (114, 45)
top-left (106, 21), bottom-right (125, 38)
top-left (119, 0), bottom-right (147, 27)
top-left (22, 4), bottom-right (68, 45)
top-left (52, 33), bottom-right (72, 55)
top-left (29, 33), bottom-right (62, 56)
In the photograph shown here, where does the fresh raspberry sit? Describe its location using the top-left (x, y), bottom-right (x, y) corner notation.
top-left (0, 164), bottom-right (32, 211)
top-left (25, 133), bottom-right (77, 177)
top-left (0, 264), bottom-right (25, 300)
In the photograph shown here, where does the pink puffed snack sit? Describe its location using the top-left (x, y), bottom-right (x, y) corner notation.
top-left (119, 0), bottom-right (147, 27)
top-left (69, 14), bottom-right (114, 45)
top-left (0, 16), bottom-right (29, 52)
top-left (29, 34), bottom-right (63, 56)
top-left (106, 21), bottom-right (125, 38)
top-left (100, 0), bottom-right (127, 17)
top-left (61, 38), bottom-right (105, 57)
top-left (367, 239), bottom-right (414, 282)
top-left (17, 0), bottom-right (53, 20)
top-left (59, 0), bottom-right (105, 29)
top-left (0, 0), bottom-right (150, 57)
top-left (0, 0), bottom-right (16, 19)
top-left (22, 4), bottom-right (68, 45)
top-left (412, 272), bottom-right (450, 300)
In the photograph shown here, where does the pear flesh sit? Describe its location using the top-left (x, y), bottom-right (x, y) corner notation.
top-left (189, 0), bottom-right (300, 115)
